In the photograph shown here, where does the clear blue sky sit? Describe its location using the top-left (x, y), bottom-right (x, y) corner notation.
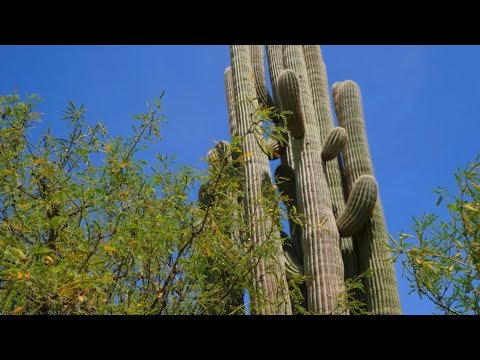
top-left (1, 45), bottom-right (478, 314)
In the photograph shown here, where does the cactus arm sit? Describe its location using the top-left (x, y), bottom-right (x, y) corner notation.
top-left (266, 45), bottom-right (284, 106)
top-left (250, 45), bottom-right (274, 108)
top-left (277, 69), bottom-right (306, 139)
top-left (321, 127), bottom-right (347, 161)
top-left (336, 175), bottom-right (378, 237)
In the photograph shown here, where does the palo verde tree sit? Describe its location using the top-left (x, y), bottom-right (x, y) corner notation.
top-left (391, 155), bottom-right (480, 314)
top-left (0, 92), bottom-right (293, 315)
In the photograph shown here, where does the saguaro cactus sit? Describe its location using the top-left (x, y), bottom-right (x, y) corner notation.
top-left (302, 46), bottom-right (358, 281)
top-left (332, 80), bottom-right (401, 314)
top-left (217, 45), bottom-right (401, 315)
top-left (276, 45), bottom-right (346, 313)
top-left (226, 45), bottom-right (291, 314)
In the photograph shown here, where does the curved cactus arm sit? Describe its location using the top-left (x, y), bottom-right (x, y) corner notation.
top-left (250, 45), bottom-right (274, 109)
top-left (336, 175), bottom-right (378, 237)
top-left (266, 45), bottom-right (296, 168)
top-left (266, 45), bottom-right (284, 107)
top-left (277, 69), bottom-right (306, 139)
top-left (207, 142), bottom-right (233, 172)
top-left (321, 127), bottom-right (347, 161)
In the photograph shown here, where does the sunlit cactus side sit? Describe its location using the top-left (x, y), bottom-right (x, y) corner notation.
top-left (250, 45), bottom-right (274, 109)
top-left (332, 80), bottom-right (401, 315)
top-left (226, 46), bottom-right (291, 315)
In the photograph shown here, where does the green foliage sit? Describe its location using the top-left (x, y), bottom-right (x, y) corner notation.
top-left (0, 93), bottom-right (285, 315)
top-left (333, 269), bottom-right (372, 315)
top-left (390, 155), bottom-right (480, 314)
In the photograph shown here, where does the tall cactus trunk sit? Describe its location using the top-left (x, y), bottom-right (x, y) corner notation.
top-left (228, 45), bottom-right (291, 315)
top-left (302, 45), bottom-right (358, 282)
top-left (281, 45), bottom-right (345, 314)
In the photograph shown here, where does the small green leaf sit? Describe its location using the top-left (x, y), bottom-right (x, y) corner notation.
top-left (436, 195), bottom-right (443, 207)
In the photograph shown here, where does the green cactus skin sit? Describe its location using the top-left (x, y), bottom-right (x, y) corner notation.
top-left (281, 45), bottom-right (345, 314)
top-left (321, 127), bottom-right (347, 161)
top-left (265, 45), bottom-right (285, 108)
top-left (336, 175), bottom-right (378, 237)
top-left (277, 69), bottom-right (306, 139)
top-left (224, 67), bottom-right (238, 137)
top-left (229, 45), bottom-right (292, 315)
top-left (303, 45), bottom-right (358, 282)
top-left (332, 80), bottom-right (401, 315)
top-left (263, 46), bottom-right (304, 293)
top-left (250, 45), bottom-right (274, 109)
top-left (266, 45), bottom-right (296, 168)
top-left (246, 49), bottom-right (286, 161)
